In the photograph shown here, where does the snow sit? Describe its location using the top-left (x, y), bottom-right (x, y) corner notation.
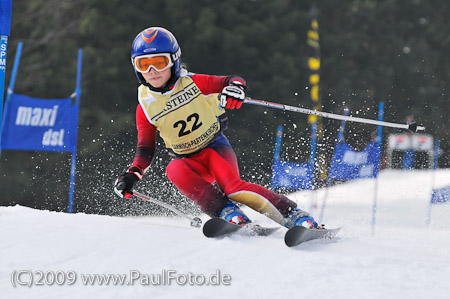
top-left (1, 169), bottom-right (450, 299)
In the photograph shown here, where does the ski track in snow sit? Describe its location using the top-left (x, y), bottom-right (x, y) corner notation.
top-left (1, 169), bottom-right (450, 299)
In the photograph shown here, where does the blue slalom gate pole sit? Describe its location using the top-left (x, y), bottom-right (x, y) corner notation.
top-left (273, 125), bottom-right (283, 163)
top-left (425, 140), bottom-right (440, 226)
top-left (337, 108), bottom-right (349, 142)
top-left (271, 125), bottom-right (283, 189)
top-left (0, 36), bottom-right (9, 156)
top-left (318, 108), bottom-right (349, 223)
top-left (0, 36), bottom-right (7, 119)
top-left (0, 0), bottom-right (13, 156)
top-left (0, 42), bottom-right (22, 159)
top-left (5, 42), bottom-right (22, 103)
top-left (309, 122), bottom-right (317, 166)
top-left (371, 101), bottom-right (384, 235)
top-left (68, 49), bottom-right (82, 213)
top-left (308, 121), bottom-right (318, 212)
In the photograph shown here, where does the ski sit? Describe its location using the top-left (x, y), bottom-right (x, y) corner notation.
top-left (284, 226), bottom-right (340, 247)
top-left (203, 217), bottom-right (279, 238)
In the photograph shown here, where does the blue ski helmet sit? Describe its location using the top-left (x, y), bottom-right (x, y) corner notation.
top-left (131, 27), bottom-right (182, 87)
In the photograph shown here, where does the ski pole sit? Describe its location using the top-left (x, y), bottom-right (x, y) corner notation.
top-left (132, 189), bottom-right (203, 228)
top-left (244, 97), bottom-right (425, 132)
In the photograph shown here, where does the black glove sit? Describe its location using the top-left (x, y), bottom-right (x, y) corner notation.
top-left (219, 81), bottom-right (246, 109)
top-left (114, 166), bottom-right (143, 199)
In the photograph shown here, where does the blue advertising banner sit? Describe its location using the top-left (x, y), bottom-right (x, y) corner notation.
top-left (328, 141), bottom-right (380, 181)
top-left (1, 93), bottom-right (78, 152)
top-left (271, 125), bottom-right (314, 190)
top-left (431, 186), bottom-right (450, 204)
top-left (272, 160), bottom-right (314, 190)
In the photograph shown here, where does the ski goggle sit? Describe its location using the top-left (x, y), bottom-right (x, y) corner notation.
top-left (133, 53), bottom-right (173, 73)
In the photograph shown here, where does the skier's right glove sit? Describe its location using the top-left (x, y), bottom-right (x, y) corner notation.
top-left (114, 166), bottom-right (143, 199)
top-left (219, 81), bottom-right (246, 110)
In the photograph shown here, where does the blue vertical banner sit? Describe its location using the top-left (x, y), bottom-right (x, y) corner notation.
top-left (0, 0), bottom-right (13, 147)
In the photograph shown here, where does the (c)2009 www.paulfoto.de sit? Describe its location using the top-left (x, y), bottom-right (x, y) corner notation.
top-left (11, 269), bottom-right (232, 287)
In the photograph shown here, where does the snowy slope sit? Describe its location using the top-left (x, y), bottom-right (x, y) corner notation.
top-left (1, 169), bottom-right (450, 299)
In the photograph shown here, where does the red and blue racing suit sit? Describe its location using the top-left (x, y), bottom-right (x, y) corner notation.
top-left (131, 73), bottom-right (297, 224)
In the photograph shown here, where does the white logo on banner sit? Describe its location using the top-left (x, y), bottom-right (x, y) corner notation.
top-left (342, 151), bottom-right (368, 165)
top-left (359, 165), bottom-right (374, 177)
top-left (16, 106), bottom-right (58, 127)
top-left (15, 105), bottom-right (65, 146)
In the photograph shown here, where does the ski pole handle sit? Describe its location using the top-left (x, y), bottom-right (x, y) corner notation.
top-left (243, 97), bottom-right (425, 132)
top-left (116, 182), bottom-right (126, 190)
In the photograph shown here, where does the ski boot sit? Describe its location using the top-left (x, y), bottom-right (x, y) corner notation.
top-left (219, 201), bottom-right (251, 226)
top-left (285, 208), bottom-right (318, 229)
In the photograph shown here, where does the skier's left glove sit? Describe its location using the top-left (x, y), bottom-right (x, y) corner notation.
top-left (114, 166), bottom-right (143, 199)
top-left (219, 81), bottom-right (246, 109)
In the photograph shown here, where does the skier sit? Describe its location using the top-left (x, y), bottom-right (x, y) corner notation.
top-left (114, 27), bottom-right (318, 229)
